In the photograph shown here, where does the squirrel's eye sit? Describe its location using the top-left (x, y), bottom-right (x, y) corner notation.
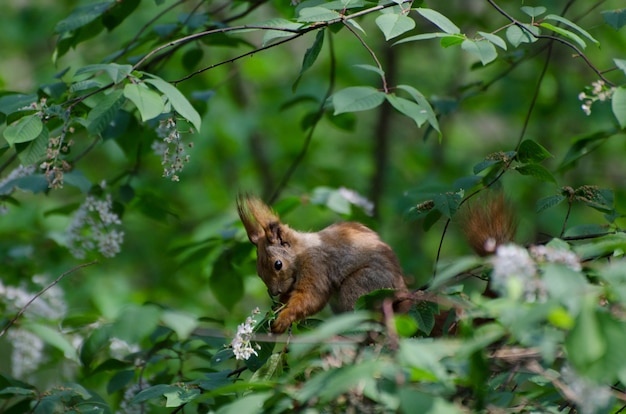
top-left (274, 260), bottom-right (283, 271)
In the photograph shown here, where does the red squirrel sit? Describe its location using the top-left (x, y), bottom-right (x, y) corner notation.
top-left (237, 194), bottom-right (408, 333)
top-left (237, 193), bottom-right (515, 333)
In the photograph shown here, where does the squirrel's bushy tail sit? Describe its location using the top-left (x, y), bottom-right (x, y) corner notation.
top-left (460, 192), bottom-right (517, 257)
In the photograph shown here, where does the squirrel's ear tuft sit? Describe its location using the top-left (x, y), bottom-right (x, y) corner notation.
top-left (237, 194), bottom-right (281, 245)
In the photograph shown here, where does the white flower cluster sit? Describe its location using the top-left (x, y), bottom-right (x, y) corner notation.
top-left (491, 243), bottom-right (581, 302)
top-left (0, 164), bottom-right (36, 214)
top-left (116, 378), bottom-right (151, 414)
top-left (0, 275), bottom-right (68, 379)
top-left (152, 118), bottom-right (193, 182)
top-left (578, 80), bottom-right (614, 116)
top-left (231, 307), bottom-right (261, 360)
top-left (561, 365), bottom-right (612, 414)
top-left (66, 192), bottom-right (124, 258)
top-left (338, 187), bottom-right (375, 216)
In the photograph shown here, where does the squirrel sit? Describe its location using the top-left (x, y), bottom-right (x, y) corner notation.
top-left (237, 192), bottom-right (516, 334)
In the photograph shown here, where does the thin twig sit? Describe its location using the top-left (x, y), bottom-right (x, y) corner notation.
top-left (0, 260), bottom-right (98, 338)
top-left (343, 21), bottom-right (388, 93)
top-left (269, 30), bottom-right (336, 204)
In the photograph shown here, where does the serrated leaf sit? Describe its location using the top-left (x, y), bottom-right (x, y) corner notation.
top-left (506, 24), bottom-right (539, 47)
top-left (124, 83), bottom-right (165, 122)
top-left (375, 13), bottom-right (416, 41)
top-left (297, 7), bottom-right (341, 23)
top-left (536, 194), bottom-right (566, 213)
top-left (74, 63), bottom-right (133, 84)
top-left (4, 115), bottom-right (43, 145)
top-left (0, 93), bottom-right (38, 116)
top-left (331, 86), bottom-right (385, 115)
top-left (611, 86), bottom-right (626, 129)
top-left (517, 139), bottom-right (553, 163)
top-left (15, 127), bottom-right (48, 165)
top-left (478, 31), bottom-right (507, 50)
top-left (521, 6), bottom-right (546, 18)
top-left (515, 164), bottom-right (557, 183)
top-left (386, 94), bottom-right (428, 127)
top-left (144, 75), bottom-right (201, 132)
top-left (545, 14), bottom-right (599, 47)
top-left (415, 8), bottom-right (460, 34)
top-left (86, 90), bottom-right (125, 135)
top-left (539, 22), bottom-right (587, 50)
top-left (602, 9), bottom-right (626, 30)
top-left (259, 18), bottom-right (303, 46)
top-left (461, 39), bottom-right (497, 65)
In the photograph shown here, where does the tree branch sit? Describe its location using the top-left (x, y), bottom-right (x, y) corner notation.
top-left (0, 260), bottom-right (98, 338)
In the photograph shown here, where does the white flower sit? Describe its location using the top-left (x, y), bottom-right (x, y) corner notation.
top-left (491, 244), bottom-right (543, 301)
top-left (153, 118), bottom-right (193, 182)
top-left (338, 187), bottom-right (374, 216)
top-left (529, 245), bottom-right (581, 271)
top-left (7, 328), bottom-right (46, 379)
top-left (231, 308), bottom-right (261, 360)
top-left (66, 190), bottom-right (124, 258)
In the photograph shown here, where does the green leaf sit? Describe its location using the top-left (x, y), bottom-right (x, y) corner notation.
top-left (601, 9), bottom-right (626, 30)
top-left (615, 59), bottom-right (626, 76)
top-left (396, 84), bottom-right (440, 135)
top-left (544, 14), bottom-right (599, 47)
top-left (539, 22), bottom-right (587, 50)
top-left (55, 1), bottom-right (113, 33)
top-left (573, 233), bottom-right (626, 261)
top-left (430, 256), bottom-right (483, 290)
top-left (353, 64), bottom-right (385, 77)
top-left (64, 170), bottom-right (92, 193)
top-left (208, 247), bottom-right (245, 311)
top-left (515, 164), bottom-right (557, 183)
top-left (124, 83), bottom-right (165, 122)
top-left (15, 127), bottom-right (48, 165)
top-left (558, 130), bottom-right (611, 172)
top-left (536, 194), bottom-right (565, 213)
top-left (259, 18), bottom-right (303, 46)
top-left (106, 370), bottom-right (135, 394)
top-left (478, 31), bottom-right (507, 50)
top-left (293, 30), bottom-right (325, 92)
top-left (4, 115), bottom-right (43, 145)
top-left (611, 86), bottom-right (626, 129)
top-left (111, 303), bottom-right (162, 344)
top-left (517, 139), bottom-right (553, 163)
top-left (415, 8), bottom-right (460, 34)
top-left (161, 310), bottom-right (198, 340)
top-left (297, 7), bottom-right (341, 23)
top-left (215, 392), bottom-right (272, 414)
top-left (386, 94), bottom-right (428, 128)
top-left (144, 75), bottom-right (202, 132)
top-left (86, 89), bottom-right (125, 135)
top-left (331, 86), bottom-right (386, 115)
top-left (0, 93), bottom-right (38, 116)
top-left (164, 386), bottom-right (201, 407)
top-left (375, 13), bottom-right (416, 41)
top-left (565, 296), bottom-right (606, 371)
top-left (74, 63), bottom-right (133, 84)
top-left (461, 39), bottom-right (497, 65)
top-left (506, 24), bottom-right (539, 47)
top-left (520, 6), bottom-right (546, 18)
top-left (24, 322), bottom-right (79, 361)
top-left (394, 32), bottom-right (462, 45)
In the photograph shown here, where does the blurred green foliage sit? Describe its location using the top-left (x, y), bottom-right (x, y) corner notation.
top-left (1, 0), bottom-right (626, 412)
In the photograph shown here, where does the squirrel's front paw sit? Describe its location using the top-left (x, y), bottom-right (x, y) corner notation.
top-left (271, 313), bottom-right (293, 334)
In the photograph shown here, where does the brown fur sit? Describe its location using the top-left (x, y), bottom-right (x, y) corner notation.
top-left (237, 195), bottom-right (407, 333)
top-left (460, 193), bottom-right (517, 257)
